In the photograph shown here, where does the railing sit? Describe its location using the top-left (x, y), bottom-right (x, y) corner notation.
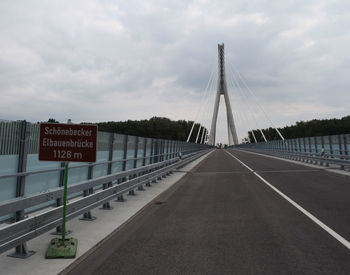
top-left (0, 120), bottom-right (211, 257)
top-left (234, 133), bottom-right (350, 170)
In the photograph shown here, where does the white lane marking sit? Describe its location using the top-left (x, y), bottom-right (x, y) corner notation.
top-left (224, 150), bottom-right (350, 250)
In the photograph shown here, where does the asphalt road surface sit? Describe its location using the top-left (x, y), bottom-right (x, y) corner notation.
top-left (65, 149), bottom-right (350, 275)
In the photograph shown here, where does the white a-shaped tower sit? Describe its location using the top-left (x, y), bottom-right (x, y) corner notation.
top-left (208, 43), bottom-right (239, 146)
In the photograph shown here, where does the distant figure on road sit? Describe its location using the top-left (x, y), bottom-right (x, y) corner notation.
top-left (320, 147), bottom-right (325, 157)
top-left (179, 152), bottom-right (182, 160)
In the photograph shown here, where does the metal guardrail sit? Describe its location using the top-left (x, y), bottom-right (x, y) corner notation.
top-left (0, 120), bottom-right (212, 257)
top-left (237, 148), bottom-right (350, 170)
top-left (234, 133), bottom-right (350, 171)
top-left (0, 149), bottom-right (211, 255)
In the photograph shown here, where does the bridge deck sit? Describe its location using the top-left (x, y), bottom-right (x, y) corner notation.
top-left (65, 149), bottom-right (350, 275)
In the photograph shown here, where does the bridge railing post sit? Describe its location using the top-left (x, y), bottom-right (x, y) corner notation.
top-left (329, 135), bottom-right (333, 158)
top-left (133, 136), bottom-right (139, 170)
top-left (337, 135), bottom-right (345, 169)
top-left (8, 121), bottom-right (35, 258)
top-left (149, 138), bottom-right (154, 164)
top-left (81, 162), bottom-right (96, 220)
top-left (142, 137), bottom-right (147, 167)
top-left (161, 140), bottom-right (164, 162)
top-left (116, 135), bottom-right (128, 201)
top-left (314, 136), bottom-right (318, 163)
top-left (320, 135), bottom-right (326, 166)
top-left (344, 135), bottom-right (348, 156)
top-left (102, 133), bottom-right (114, 209)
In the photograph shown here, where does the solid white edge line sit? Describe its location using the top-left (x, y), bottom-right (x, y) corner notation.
top-left (224, 149), bottom-right (350, 250)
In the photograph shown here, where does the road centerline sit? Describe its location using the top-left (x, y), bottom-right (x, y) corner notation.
top-left (224, 149), bottom-right (350, 251)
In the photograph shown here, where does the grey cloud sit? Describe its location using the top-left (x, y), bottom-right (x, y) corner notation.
top-left (0, 0), bottom-right (349, 143)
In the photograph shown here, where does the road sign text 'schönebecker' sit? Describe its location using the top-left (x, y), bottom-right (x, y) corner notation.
top-left (39, 123), bottom-right (97, 162)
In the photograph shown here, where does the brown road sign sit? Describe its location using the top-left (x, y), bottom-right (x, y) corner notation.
top-left (39, 123), bottom-right (98, 162)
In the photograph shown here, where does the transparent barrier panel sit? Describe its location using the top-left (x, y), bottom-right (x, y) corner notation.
top-left (323, 136), bottom-right (330, 154)
top-left (0, 154), bottom-right (18, 176)
top-left (93, 151), bottom-right (109, 179)
top-left (145, 139), bottom-right (151, 165)
top-left (298, 138), bottom-right (304, 152)
top-left (27, 153), bottom-right (61, 172)
top-left (0, 177), bottom-right (16, 221)
top-left (0, 176), bottom-right (16, 203)
top-left (345, 134), bottom-right (350, 155)
top-left (152, 140), bottom-right (158, 163)
top-left (136, 138), bottom-right (144, 168)
top-left (309, 137), bottom-right (316, 153)
top-left (24, 171), bottom-right (60, 213)
top-left (112, 134), bottom-right (124, 173)
top-left (68, 163), bottom-right (88, 185)
top-left (25, 171), bottom-right (60, 195)
top-left (93, 132), bottom-right (110, 180)
top-left (126, 136), bottom-right (136, 170)
top-left (26, 154), bottom-right (61, 197)
top-left (331, 135), bottom-right (340, 155)
top-left (315, 136), bottom-right (322, 153)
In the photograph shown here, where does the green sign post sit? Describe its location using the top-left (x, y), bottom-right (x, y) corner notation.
top-left (39, 122), bottom-right (97, 258)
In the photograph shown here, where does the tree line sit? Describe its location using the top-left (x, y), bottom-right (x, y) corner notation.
top-left (96, 117), bottom-right (207, 142)
top-left (47, 117), bottom-right (207, 142)
top-left (247, 116), bottom-right (350, 142)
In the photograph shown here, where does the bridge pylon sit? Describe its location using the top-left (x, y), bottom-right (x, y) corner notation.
top-left (208, 43), bottom-right (239, 146)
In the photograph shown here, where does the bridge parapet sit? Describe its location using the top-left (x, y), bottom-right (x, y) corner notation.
top-left (234, 134), bottom-right (350, 170)
top-left (0, 120), bottom-right (211, 257)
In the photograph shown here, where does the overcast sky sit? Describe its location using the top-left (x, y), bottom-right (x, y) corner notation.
top-left (1, 0), bottom-right (349, 143)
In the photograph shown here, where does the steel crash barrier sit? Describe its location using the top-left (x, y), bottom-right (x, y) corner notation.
top-left (0, 150), bottom-right (210, 256)
top-left (0, 120), bottom-right (211, 258)
top-left (234, 133), bottom-right (350, 171)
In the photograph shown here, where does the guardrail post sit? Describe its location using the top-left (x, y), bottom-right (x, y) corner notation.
top-left (138, 138), bottom-right (147, 191)
top-left (147, 139), bottom-right (157, 186)
top-left (320, 136), bottom-right (325, 166)
top-left (80, 163), bottom-right (96, 220)
top-left (154, 140), bottom-right (159, 163)
top-left (171, 140), bottom-right (175, 158)
top-left (165, 140), bottom-right (169, 160)
top-left (102, 133), bottom-right (114, 209)
top-left (329, 135), bottom-right (333, 157)
top-left (133, 136), bottom-right (139, 170)
top-left (158, 140), bottom-right (164, 180)
top-left (337, 135), bottom-right (344, 170)
top-left (8, 121), bottom-right (35, 258)
top-left (164, 140), bottom-right (170, 176)
top-left (343, 135), bottom-right (348, 156)
top-left (149, 138), bottom-right (154, 164)
top-left (173, 140), bottom-right (176, 158)
top-left (312, 136), bottom-right (317, 164)
top-left (338, 135), bottom-right (343, 156)
top-left (293, 139), bottom-right (297, 159)
top-left (161, 140), bottom-right (164, 162)
top-left (314, 136), bottom-right (318, 153)
top-left (117, 135), bottom-right (128, 201)
top-left (129, 137), bottom-right (138, 195)
top-left (142, 138), bottom-right (147, 166)
top-left (163, 140), bottom-right (166, 160)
